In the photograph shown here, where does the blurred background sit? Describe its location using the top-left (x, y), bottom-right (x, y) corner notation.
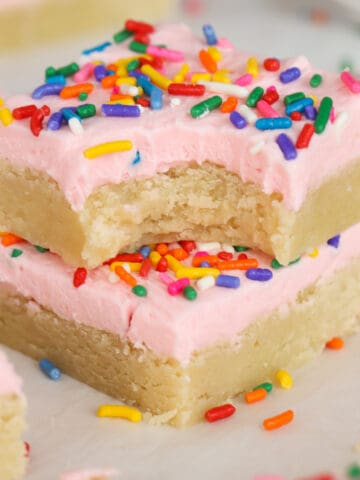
top-left (0, 0), bottom-right (359, 93)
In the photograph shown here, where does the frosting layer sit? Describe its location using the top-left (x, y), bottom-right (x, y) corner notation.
top-left (1, 24), bottom-right (360, 211)
top-left (0, 225), bottom-right (358, 363)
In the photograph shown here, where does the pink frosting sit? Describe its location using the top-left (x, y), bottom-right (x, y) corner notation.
top-left (0, 225), bottom-right (357, 363)
top-left (0, 349), bottom-right (23, 396)
top-left (60, 469), bottom-right (117, 480)
top-left (1, 24), bottom-right (360, 211)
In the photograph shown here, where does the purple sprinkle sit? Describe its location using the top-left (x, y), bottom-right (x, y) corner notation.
top-left (327, 234), bottom-right (340, 248)
top-left (199, 261), bottom-right (211, 268)
top-left (279, 67), bottom-right (301, 84)
top-left (215, 274), bottom-right (240, 289)
top-left (32, 83), bottom-right (63, 100)
top-left (94, 64), bottom-right (107, 82)
top-left (276, 133), bottom-right (297, 160)
top-left (245, 268), bottom-right (273, 282)
top-left (129, 71), bottom-right (150, 82)
top-left (47, 111), bottom-right (63, 131)
top-left (101, 104), bottom-right (140, 117)
top-left (230, 111), bottom-right (247, 129)
top-left (304, 105), bottom-right (317, 120)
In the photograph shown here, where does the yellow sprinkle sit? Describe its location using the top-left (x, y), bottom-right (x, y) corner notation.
top-left (191, 73), bottom-right (212, 83)
top-left (276, 370), bottom-right (293, 389)
top-left (115, 55), bottom-right (145, 66)
top-left (92, 60), bottom-right (103, 66)
top-left (0, 108), bottom-right (13, 127)
top-left (176, 267), bottom-right (220, 280)
top-left (97, 404), bottom-right (142, 422)
top-left (165, 254), bottom-right (183, 273)
top-left (116, 65), bottom-right (128, 77)
top-left (308, 94), bottom-right (318, 106)
top-left (106, 99), bottom-right (136, 105)
top-left (173, 63), bottom-right (190, 82)
top-left (141, 64), bottom-right (171, 90)
top-left (115, 77), bottom-right (137, 86)
top-left (149, 251), bottom-right (161, 268)
top-left (110, 261), bottom-right (141, 272)
top-left (0, 97), bottom-right (4, 107)
top-left (308, 247), bottom-right (319, 258)
top-left (207, 46), bottom-right (222, 62)
top-left (212, 72), bottom-right (231, 83)
top-left (83, 140), bottom-right (133, 159)
top-left (247, 56), bottom-right (259, 78)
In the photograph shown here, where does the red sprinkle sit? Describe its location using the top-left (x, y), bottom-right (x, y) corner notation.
top-left (13, 105), bottom-right (37, 120)
top-left (104, 253), bottom-right (144, 265)
top-left (139, 258), bottom-right (152, 278)
top-left (179, 241), bottom-right (196, 253)
top-left (205, 403), bottom-right (236, 422)
top-left (136, 97), bottom-right (150, 108)
top-left (139, 56), bottom-right (163, 70)
top-left (73, 267), bottom-right (87, 288)
top-left (168, 83), bottom-right (205, 96)
top-left (237, 253), bottom-right (248, 260)
top-left (290, 111), bottom-right (302, 121)
top-left (125, 19), bottom-right (154, 34)
top-left (263, 57), bottom-right (280, 71)
top-left (134, 33), bottom-right (150, 44)
top-left (24, 441), bottom-right (30, 457)
top-left (262, 87), bottom-right (279, 105)
top-left (296, 123), bottom-right (315, 149)
top-left (156, 257), bottom-right (168, 272)
top-left (217, 251), bottom-right (233, 261)
top-left (30, 105), bottom-right (50, 137)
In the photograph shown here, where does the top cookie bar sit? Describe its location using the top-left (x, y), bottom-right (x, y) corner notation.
top-left (0, 22), bottom-right (360, 268)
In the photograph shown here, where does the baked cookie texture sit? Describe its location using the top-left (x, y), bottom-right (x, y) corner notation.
top-left (1, 24), bottom-right (360, 268)
top-left (0, 349), bottom-right (27, 480)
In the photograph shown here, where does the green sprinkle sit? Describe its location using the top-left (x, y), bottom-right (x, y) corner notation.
top-left (45, 66), bottom-right (57, 78)
top-left (246, 86), bottom-right (264, 107)
top-left (233, 246), bottom-right (249, 252)
top-left (183, 286), bottom-right (197, 301)
top-left (126, 59), bottom-right (140, 72)
top-left (271, 258), bottom-right (283, 269)
top-left (253, 382), bottom-right (273, 393)
top-left (309, 73), bottom-right (322, 88)
top-left (34, 245), bottom-right (49, 253)
top-left (132, 285), bottom-right (147, 297)
top-left (11, 249), bottom-right (23, 258)
top-left (284, 92), bottom-right (305, 105)
top-left (129, 41), bottom-right (148, 54)
top-left (78, 92), bottom-right (88, 101)
top-left (347, 463), bottom-right (360, 478)
top-left (113, 28), bottom-right (133, 44)
top-left (289, 257), bottom-right (301, 265)
top-left (315, 96), bottom-right (333, 134)
top-left (190, 95), bottom-right (222, 118)
top-left (77, 104), bottom-right (96, 119)
top-left (57, 62), bottom-right (79, 77)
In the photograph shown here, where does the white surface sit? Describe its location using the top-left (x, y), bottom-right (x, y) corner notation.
top-left (1, 1), bottom-right (360, 478)
top-left (3, 336), bottom-right (360, 480)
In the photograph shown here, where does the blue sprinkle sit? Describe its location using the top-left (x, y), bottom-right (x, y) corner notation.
top-left (285, 98), bottom-right (314, 115)
top-left (199, 261), bottom-right (211, 268)
top-left (94, 64), bottom-right (107, 82)
top-left (107, 69), bottom-right (115, 76)
top-left (32, 83), bottom-right (63, 99)
top-left (215, 274), bottom-right (240, 289)
top-left (139, 245), bottom-right (151, 258)
top-left (129, 71), bottom-right (150, 82)
top-left (39, 358), bottom-right (61, 380)
top-left (150, 87), bottom-right (163, 110)
top-left (62, 108), bottom-right (81, 122)
top-left (230, 111), bottom-right (247, 129)
top-left (46, 74), bottom-right (66, 85)
top-left (279, 67), bottom-right (301, 84)
top-left (102, 104), bottom-right (141, 117)
top-left (202, 24), bottom-right (218, 45)
top-left (276, 133), bottom-right (297, 160)
top-left (132, 150), bottom-right (141, 165)
top-left (82, 41), bottom-right (112, 56)
top-left (327, 234), bottom-right (340, 248)
top-left (255, 117), bottom-right (292, 130)
top-left (304, 105), bottom-right (317, 120)
top-left (246, 268), bottom-right (273, 282)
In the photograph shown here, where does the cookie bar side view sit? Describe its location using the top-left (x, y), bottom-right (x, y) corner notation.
top-left (0, 225), bottom-right (359, 426)
top-left (0, 349), bottom-right (27, 480)
top-left (1, 23), bottom-right (360, 268)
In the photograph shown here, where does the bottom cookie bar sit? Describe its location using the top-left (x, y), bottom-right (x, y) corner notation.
top-left (0, 350), bottom-right (27, 480)
top-left (0, 227), bottom-right (360, 426)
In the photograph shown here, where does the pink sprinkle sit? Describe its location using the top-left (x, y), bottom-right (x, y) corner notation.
top-left (194, 251), bottom-right (209, 257)
top-left (159, 272), bottom-right (173, 285)
top-left (340, 71), bottom-right (360, 93)
top-left (257, 99), bottom-right (280, 118)
top-left (217, 36), bottom-right (234, 50)
top-left (168, 277), bottom-right (190, 295)
top-left (112, 86), bottom-right (120, 94)
top-left (147, 45), bottom-right (184, 62)
top-left (330, 107), bottom-right (335, 123)
top-left (235, 73), bottom-right (253, 86)
top-left (74, 62), bottom-right (94, 83)
top-left (266, 85), bottom-right (277, 93)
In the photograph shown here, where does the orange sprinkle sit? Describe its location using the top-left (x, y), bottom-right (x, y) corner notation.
top-left (60, 83), bottom-right (94, 99)
top-left (106, 63), bottom-right (118, 72)
top-left (199, 49), bottom-right (217, 73)
top-left (1, 233), bottom-right (24, 247)
top-left (101, 75), bottom-right (118, 89)
top-left (326, 337), bottom-right (344, 350)
top-left (155, 243), bottom-right (168, 256)
top-left (192, 255), bottom-right (218, 267)
top-left (217, 258), bottom-right (259, 271)
top-left (110, 94), bottom-right (133, 101)
top-left (263, 409), bottom-right (294, 431)
top-left (114, 265), bottom-right (137, 287)
top-left (221, 96), bottom-right (238, 113)
top-left (168, 248), bottom-right (189, 261)
top-left (245, 388), bottom-right (267, 404)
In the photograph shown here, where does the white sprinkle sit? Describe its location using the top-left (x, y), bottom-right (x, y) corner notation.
top-left (122, 263), bottom-right (131, 273)
top-left (119, 84), bottom-right (140, 96)
top-left (170, 97), bottom-right (181, 107)
top-left (250, 140), bottom-right (265, 155)
top-left (238, 104), bottom-right (257, 123)
top-left (68, 117), bottom-right (83, 135)
top-left (196, 241), bottom-right (221, 252)
top-left (334, 111), bottom-right (349, 133)
top-left (197, 275), bottom-right (216, 291)
top-left (221, 244), bottom-right (235, 254)
top-left (198, 81), bottom-right (248, 98)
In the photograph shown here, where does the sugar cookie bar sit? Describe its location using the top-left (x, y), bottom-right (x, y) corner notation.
top-left (1, 24), bottom-right (360, 268)
top-left (0, 349), bottom-right (27, 480)
top-left (0, 224), bottom-right (359, 426)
